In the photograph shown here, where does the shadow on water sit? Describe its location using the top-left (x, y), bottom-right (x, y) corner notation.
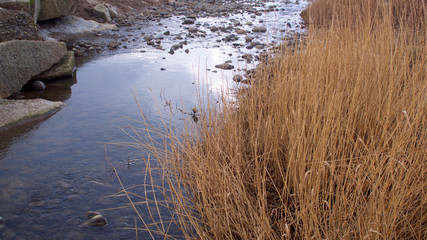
top-left (0, 111), bottom-right (60, 160)
top-left (0, 75), bottom-right (76, 159)
top-left (21, 75), bottom-right (77, 102)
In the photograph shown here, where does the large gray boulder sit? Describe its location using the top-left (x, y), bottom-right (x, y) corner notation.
top-left (0, 7), bottom-right (44, 43)
top-left (38, 0), bottom-right (74, 21)
top-left (0, 0), bottom-right (41, 21)
top-left (34, 51), bottom-right (75, 80)
top-left (0, 40), bottom-right (67, 98)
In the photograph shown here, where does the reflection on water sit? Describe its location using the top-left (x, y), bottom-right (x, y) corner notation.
top-left (0, 1), bottom-right (307, 238)
top-left (22, 76), bottom-right (77, 102)
top-left (0, 51), bottom-right (198, 239)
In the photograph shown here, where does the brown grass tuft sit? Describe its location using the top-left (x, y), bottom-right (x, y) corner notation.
top-left (128, 1), bottom-right (426, 239)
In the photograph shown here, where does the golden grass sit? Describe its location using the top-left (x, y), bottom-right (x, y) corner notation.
top-left (301, 0), bottom-right (425, 33)
top-left (124, 1), bottom-right (426, 239)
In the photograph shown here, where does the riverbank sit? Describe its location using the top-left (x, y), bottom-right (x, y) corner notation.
top-left (1, 0), bottom-right (303, 129)
top-left (134, 0), bottom-right (426, 239)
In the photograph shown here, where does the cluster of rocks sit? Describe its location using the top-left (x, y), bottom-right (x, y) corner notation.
top-left (1, 0), bottom-right (303, 128)
top-left (0, 0), bottom-right (79, 128)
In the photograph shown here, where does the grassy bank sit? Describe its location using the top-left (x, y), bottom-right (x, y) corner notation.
top-left (130, 0), bottom-right (426, 239)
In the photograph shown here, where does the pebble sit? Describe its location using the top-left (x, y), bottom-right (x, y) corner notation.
top-left (182, 19), bottom-right (195, 24)
top-left (252, 26), bottom-right (267, 33)
top-left (144, 35), bottom-right (154, 41)
top-left (242, 54), bottom-right (253, 62)
top-left (233, 74), bottom-right (243, 82)
top-left (188, 27), bottom-right (198, 33)
top-left (236, 29), bottom-right (246, 34)
top-left (245, 36), bottom-right (254, 42)
top-left (83, 211), bottom-right (107, 226)
top-left (215, 63), bottom-right (234, 70)
top-left (32, 80), bottom-right (46, 91)
top-left (107, 41), bottom-right (119, 49)
top-left (0, 216), bottom-right (6, 224)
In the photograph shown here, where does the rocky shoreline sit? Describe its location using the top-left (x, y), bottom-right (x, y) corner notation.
top-left (0, 0), bottom-right (305, 130)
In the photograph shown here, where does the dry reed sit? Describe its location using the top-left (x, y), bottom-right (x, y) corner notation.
top-left (124, 0), bottom-right (426, 239)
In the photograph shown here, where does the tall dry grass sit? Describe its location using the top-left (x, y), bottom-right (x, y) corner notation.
top-left (301, 0), bottom-right (425, 32)
top-left (126, 1), bottom-right (426, 239)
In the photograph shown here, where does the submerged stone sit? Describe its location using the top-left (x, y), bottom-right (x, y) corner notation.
top-left (83, 211), bottom-right (107, 226)
top-left (215, 63), bottom-right (234, 70)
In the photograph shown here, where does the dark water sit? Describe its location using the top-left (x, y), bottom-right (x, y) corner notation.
top-left (0, 1), bottom-right (307, 239)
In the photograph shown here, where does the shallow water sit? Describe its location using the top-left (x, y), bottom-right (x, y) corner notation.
top-left (0, 1), bottom-right (307, 239)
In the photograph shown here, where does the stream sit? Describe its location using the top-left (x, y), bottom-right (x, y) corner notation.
top-left (0, 1), bottom-right (307, 239)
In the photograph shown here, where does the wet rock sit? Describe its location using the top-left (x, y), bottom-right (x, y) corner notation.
top-left (83, 211), bottom-right (107, 226)
top-left (233, 74), bottom-right (243, 82)
top-left (107, 41), bottom-right (119, 49)
top-left (235, 28), bottom-right (246, 35)
top-left (187, 13), bottom-right (197, 19)
top-left (210, 26), bottom-right (218, 32)
top-left (224, 34), bottom-right (238, 42)
top-left (188, 27), bottom-right (198, 33)
top-left (171, 43), bottom-right (183, 50)
top-left (252, 26), bottom-right (267, 33)
top-left (0, 99), bottom-right (63, 128)
top-left (31, 80), bottom-right (46, 91)
top-left (0, 0), bottom-right (41, 22)
top-left (245, 36), bottom-right (253, 42)
top-left (0, 40), bottom-right (67, 98)
top-left (255, 44), bottom-right (264, 49)
top-left (0, 8), bottom-right (43, 43)
top-left (38, 0), bottom-right (74, 21)
top-left (215, 63), bottom-right (234, 70)
top-left (90, 3), bottom-right (111, 22)
top-left (105, 3), bottom-right (124, 19)
top-left (163, 30), bottom-right (170, 35)
top-left (85, 211), bottom-right (101, 219)
top-left (184, 49), bottom-right (189, 53)
top-left (144, 35), bottom-right (154, 41)
top-left (182, 19), bottom-right (195, 24)
top-left (242, 54), bottom-right (253, 62)
top-left (0, 216), bottom-right (6, 224)
top-left (34, 51), bottom-right (75, 80)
